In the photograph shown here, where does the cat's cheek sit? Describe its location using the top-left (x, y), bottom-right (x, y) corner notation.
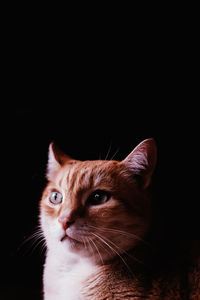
top-left (87, 200), bottom-right (124, 224)
top-left (41, 214), bottom-right (64, 249)
top-left (41, 199), bottom-right (63, 219)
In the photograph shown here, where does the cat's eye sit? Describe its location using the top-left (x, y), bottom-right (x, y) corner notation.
top-left (87, 190), bottom-right (110, 206)
top-left (49, 191), bottom-right (63, 204)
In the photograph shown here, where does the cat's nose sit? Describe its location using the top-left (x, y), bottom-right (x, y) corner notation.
top-left (58, 215), bottom-right (75, 230)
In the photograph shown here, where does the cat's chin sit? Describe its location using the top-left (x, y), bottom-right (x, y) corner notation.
top-left (60, 234), bottom-right (84, 252)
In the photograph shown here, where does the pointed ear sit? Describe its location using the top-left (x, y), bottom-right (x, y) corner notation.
top-left (46, 142), bottom-right (72, 180)
top-left (122, 138), bottom-right (157, 189)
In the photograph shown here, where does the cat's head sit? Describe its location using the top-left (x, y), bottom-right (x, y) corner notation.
top-left (40, 138), bottom-right (157, 263)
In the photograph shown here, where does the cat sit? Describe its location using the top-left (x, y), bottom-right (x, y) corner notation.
top-left (40, 138), bottom-right (200, 300)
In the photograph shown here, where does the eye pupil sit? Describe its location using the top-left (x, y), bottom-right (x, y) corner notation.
top-left (87, 190), bottom-right (110, 206)
top-left (49, 191), bottom-right (63, 204)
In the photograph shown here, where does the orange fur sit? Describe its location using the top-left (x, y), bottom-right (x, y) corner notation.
top-left (40, 139), bottom-right (200, 300)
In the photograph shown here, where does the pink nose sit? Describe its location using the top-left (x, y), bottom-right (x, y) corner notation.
top-left (58, 215), bottom-right (74, 230)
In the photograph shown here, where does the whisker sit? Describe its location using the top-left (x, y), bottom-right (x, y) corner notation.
top-left (40, 240), bottom-right (47, 256)
top-left (17, 227), bottom-right (46, 256)
top-left (89, 236), bottom-right (104, 265)
top-left (110, 147), bottom-right (120, 161)
top-left (86, 237), bottom-right (95, 257)
top-left (29, 237), bottom-right (46, 256)
top-left (88, 225), bottom-right (150, 247)
top-left (88, 225), bottom-right (147, 265)
top-left (96, 231), bottom-right (144, 266)
top-left (104, 141), bottom-right (112, 160)
top-left (82, 237), bottom-right (87, 252)
top-left (95, 238), bottom-right (113, 258)
top-left (19, 231), bottom-right (43, 248)
top-left (91, 232), bottom-right (134, 277)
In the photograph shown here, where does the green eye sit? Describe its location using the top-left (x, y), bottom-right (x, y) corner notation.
top-left (49, 191), bottom-right (63, 204)
top-left (87, 190), bottom-right (110, 206)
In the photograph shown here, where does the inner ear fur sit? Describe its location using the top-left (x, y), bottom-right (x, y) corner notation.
top-left (46, 142), bottom-right (72, 180)
top-left (122, 138), bottom-right (157, 189)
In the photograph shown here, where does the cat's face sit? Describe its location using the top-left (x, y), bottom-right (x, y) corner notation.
top-left (40, 139), bottom-right (157, 263)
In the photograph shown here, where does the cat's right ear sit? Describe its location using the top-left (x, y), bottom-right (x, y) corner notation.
top-left (46, 142), bottom-right (71, 181)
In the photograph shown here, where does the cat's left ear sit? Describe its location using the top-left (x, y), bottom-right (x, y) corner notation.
top-left (122, 138), bottom-right (157, 189)
top-left (46, 142), bottom-right (72, 181)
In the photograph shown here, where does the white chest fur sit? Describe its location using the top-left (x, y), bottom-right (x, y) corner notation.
top-left (43, 251), bottom-right (94, 300)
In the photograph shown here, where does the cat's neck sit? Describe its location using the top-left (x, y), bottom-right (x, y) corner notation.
top-left (44, 250), bottom-right (95, 300)
top-left (45, 247), bottom-right (95, 271)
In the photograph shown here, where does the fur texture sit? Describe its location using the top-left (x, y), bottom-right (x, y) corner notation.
top-left (40, 139), bottom-right (200, 299)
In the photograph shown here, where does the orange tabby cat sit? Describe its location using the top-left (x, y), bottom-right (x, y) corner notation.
top-left (40, 138), bottom-right (200, 300)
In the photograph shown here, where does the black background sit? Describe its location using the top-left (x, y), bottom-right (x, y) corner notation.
top-left (1, 12), bottom-right (199, 299)
top-left (2, 99), bottom-right (198, 299)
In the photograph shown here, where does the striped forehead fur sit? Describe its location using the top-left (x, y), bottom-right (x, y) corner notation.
top-left (53, 160), bottom-right (120, 194)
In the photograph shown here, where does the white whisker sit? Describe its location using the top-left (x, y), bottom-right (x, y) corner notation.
top-left (89, 236), bottom-right (104, 265)
top-left (17, 227), bottom-right (46, 256)
top-left (29, 237), bottom-right (46, 255)
top-left (105, 141), bottom-right (112, 160)
top-left (82, 236), bottom-right (87, 252)
top-left (110, 147), bottom-right (120, 161)
top-left (88, 225), bottom-right (149, 247)
top-left (86, 237), bottom-right (95, 257)
top-left (91, 232), bottom-right (134, 277)
top-left (95, 238), bottom-right (113, 258)
top-left (97, 231), bottom-right (144, 265)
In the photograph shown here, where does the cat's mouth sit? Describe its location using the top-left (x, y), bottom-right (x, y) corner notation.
top-left (60, 234), bottom-right (72, 242)
top-left (60, 234), bottom-right (82, 244)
